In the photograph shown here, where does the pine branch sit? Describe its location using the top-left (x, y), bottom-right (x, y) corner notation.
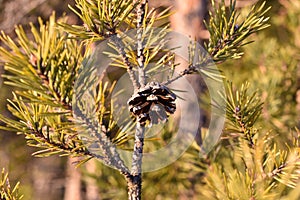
top-left (62, 0), bottom-right (140, 40)
top-left (163, 57), bottom-right (213, 85)
top-left (0, 93), bottom-right (88, 158)
top-left (165, 0), bottom-right (270, 85)
top-left (109, 34), bottom-right (140, 91)
top-left (0, 0), bottom-right (282, 200)
top-left (74, 107), bottom-right (130, 174)
top-left (0, 13), bottom-right (82, 110)
top-left (127, 1), bottom-right (148, 199)
top-left (263, 146), bottom-right (300, 188)
top-left (136, 0), bottom-right (147, 87)
top-left (62, 0), bottom-right (141, 90)
top-left (0, 14), bottom-right (133, 161)
top-left (205, 0), bottom-right (271, 63)
top-left (26, 121), bottom-right (94, 158)
top-left (220, 81), bottom-right (263, 144)
top-left (0, 169), bottom-right (23, 200)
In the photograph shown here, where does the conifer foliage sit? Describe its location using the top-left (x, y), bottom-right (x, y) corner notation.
top-left (0, 0), bottom-right (299, 199)
top-left (0, 169), bottom-right (22, 200)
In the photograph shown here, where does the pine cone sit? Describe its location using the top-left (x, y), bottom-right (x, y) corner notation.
top-left (127, 82), bottom-right (176, 126)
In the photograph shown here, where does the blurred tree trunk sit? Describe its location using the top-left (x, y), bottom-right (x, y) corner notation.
top-left (170, 0), bottom-right (208, 40)
top-left (85, 161), bottom-right (100, 200)
top-left (0, 0), bottom-right (47, 34)
top-left (0, 0), bottom-right (76, 35)
top-left (64, 157), bottom-right (82, 200)
top-left (31, 157), bottom-right (65, 200)
top-left (170, 0), bottom-right (209, 145)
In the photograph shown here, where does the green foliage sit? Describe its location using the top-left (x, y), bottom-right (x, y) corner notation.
top-left (0, 0), bottom-right (299, 199)
top-left (166, 0), bottom-right (271, 85)
top-left (219, 0), bottom-right (299, 143)
top-left (62, 0), bottom-right (138, 40)
top-left (222, 82), bottom-right (263, 143)
top-left (205, 0), bottom-right (270, 63)
top-left (0, 13), bottom-right (90, 158)
top-left (0, 14), bottom-right (81, 108)
top-left (189, 1), bottom-right (300, 199)
top-left (199, 83), bottom-right (300, 200)
top-left (0, 14), bottom-right (132, 163)
top-left (61, 0), bottom-right (172, 41)
top-left (0, 169), bottom-right (23, 200)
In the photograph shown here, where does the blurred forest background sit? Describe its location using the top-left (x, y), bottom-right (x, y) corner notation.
top-left (0, 0), bottom-right (299, 199)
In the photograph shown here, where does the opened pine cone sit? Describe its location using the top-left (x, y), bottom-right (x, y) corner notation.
top-left (127, 82), bottom-right (176, 126)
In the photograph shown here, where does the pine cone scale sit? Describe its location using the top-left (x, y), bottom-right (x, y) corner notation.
top-left (127, 81), bottom-right (177, 125)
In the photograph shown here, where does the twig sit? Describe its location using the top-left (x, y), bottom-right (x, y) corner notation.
top-left (110, 35), bottom-right (140, 91)
top-left (128, 123), bottom-right (145, 200)
top-left (136, 0), bottom-right (147, 87)
top-left (163, 59), bottom-right (212, 85)
top-left (128, 1), bottom-right (148, 199)
top-left (27, 123), bottom-right (93, 158)
top-left (74, 109), bottom-right (130, 174)
top-left (84, 28), bottom-right (140, 91)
